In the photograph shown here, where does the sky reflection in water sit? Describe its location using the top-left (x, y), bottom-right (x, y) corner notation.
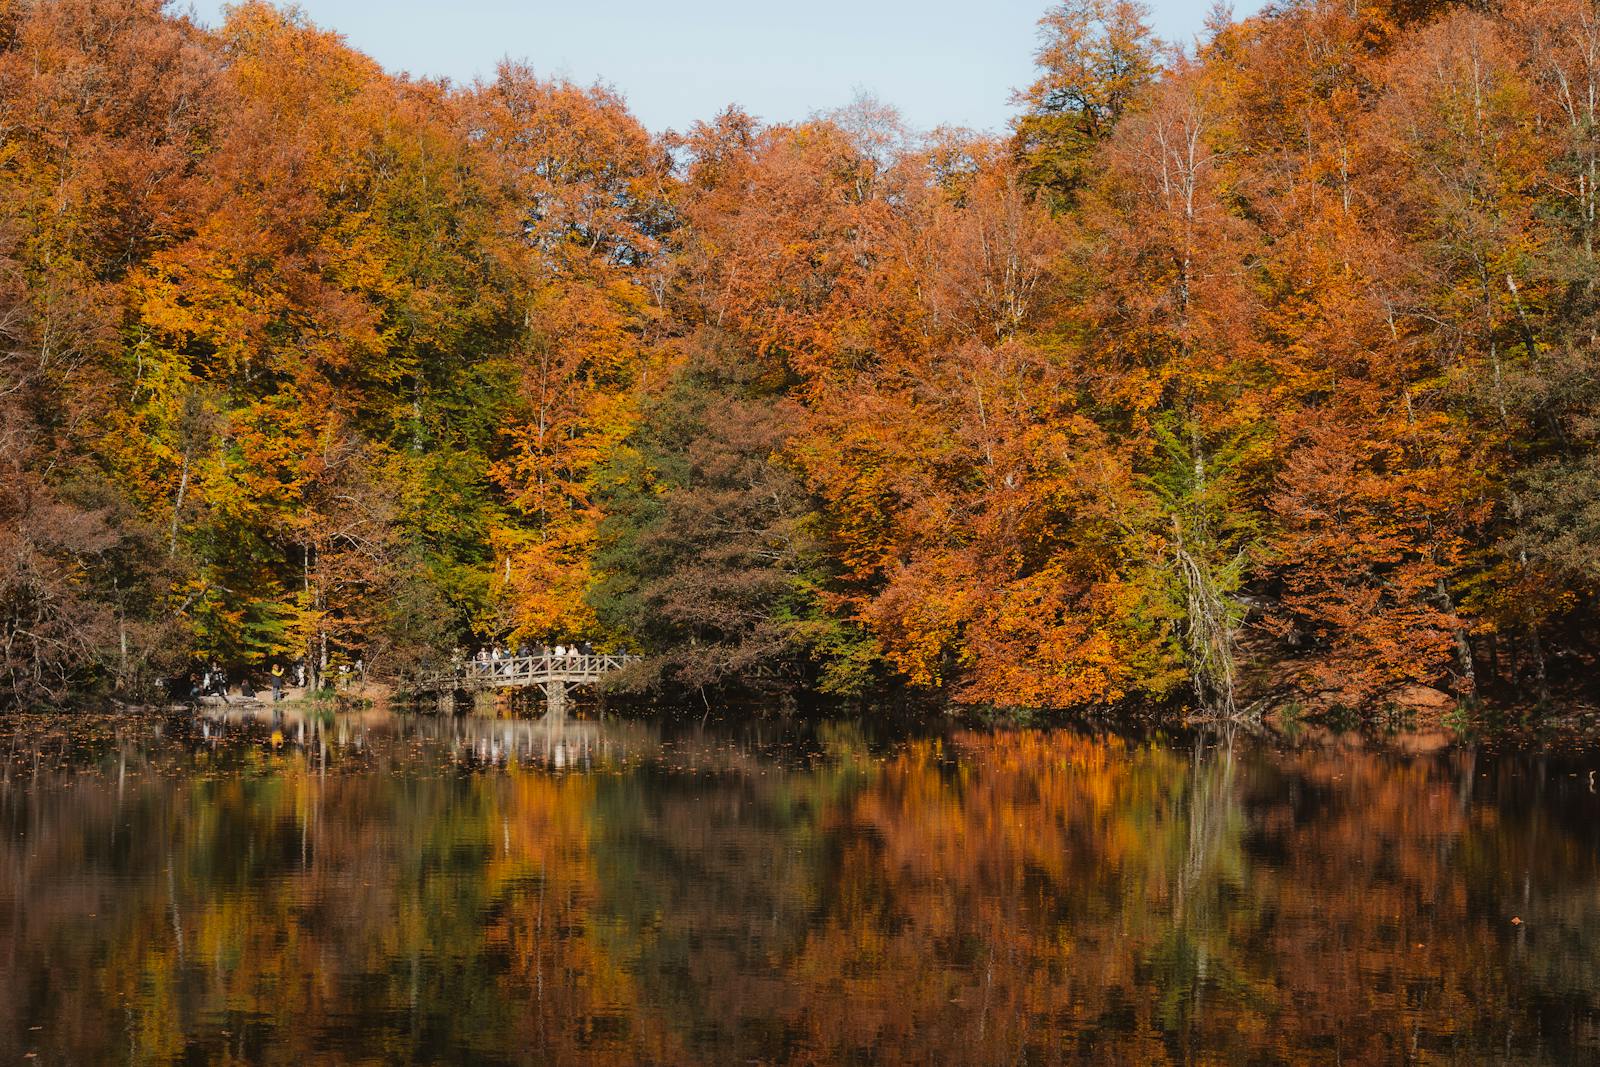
top-left (0, 709), bottom-right (1597, 1065)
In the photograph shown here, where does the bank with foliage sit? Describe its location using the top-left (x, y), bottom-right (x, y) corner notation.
top-left (3, 0), bottom-right (1597, 715)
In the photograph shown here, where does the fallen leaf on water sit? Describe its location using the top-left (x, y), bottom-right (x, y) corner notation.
top-left (1511, 917), bottom-right (1524, 925)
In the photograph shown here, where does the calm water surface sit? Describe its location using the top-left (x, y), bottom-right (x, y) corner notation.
top-left (1, 708), bottom-right (1597, 1065)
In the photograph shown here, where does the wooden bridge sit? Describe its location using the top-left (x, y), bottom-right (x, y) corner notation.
top-left (411, 652), bottom-right (641, 716)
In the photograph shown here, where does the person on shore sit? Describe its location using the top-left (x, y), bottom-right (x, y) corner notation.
top-left (270, 662), bottom-right (284, 702)
top-left (198, 665), bottom-right (224, 704)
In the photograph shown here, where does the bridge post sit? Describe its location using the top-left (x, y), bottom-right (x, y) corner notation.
top-left (546, 679), bottom-right (566, 720)
top-left (436, 689), bottom-right (455, 715)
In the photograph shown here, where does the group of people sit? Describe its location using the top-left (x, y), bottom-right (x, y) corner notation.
top-left (193, 660), bottom-right (308, 704)
top-left (468, 641), bottom-right (597, 667)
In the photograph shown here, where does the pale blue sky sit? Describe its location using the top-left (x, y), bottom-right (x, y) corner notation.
top-left (185, 1), bottom-right (1256, 134)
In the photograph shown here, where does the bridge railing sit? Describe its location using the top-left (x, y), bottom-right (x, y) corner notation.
top-left (454, 652), bottom-right (639, 685)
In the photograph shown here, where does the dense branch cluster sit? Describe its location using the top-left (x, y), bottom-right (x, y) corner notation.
top-left (2, 0), bottom-right (1598, 713)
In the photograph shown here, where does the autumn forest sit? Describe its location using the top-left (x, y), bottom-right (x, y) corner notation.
top-left (4, 0), bottom-right (1600, 717)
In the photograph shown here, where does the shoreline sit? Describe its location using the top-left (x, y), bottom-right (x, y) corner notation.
top-left (16, 693), bottom-right (1600, 757)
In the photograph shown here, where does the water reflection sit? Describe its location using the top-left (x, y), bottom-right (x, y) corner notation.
top-left (200, 704), bottom-right (659, 772)
top-left (0, 711), bottom-right (1596, 1064)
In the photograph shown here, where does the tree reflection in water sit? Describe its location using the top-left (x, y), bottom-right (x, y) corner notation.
top-left (0, 710), bottom-right (1595, 1064)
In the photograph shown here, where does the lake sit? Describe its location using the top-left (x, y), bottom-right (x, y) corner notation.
top-left (0, 707), bottom-right (1597, 1065)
